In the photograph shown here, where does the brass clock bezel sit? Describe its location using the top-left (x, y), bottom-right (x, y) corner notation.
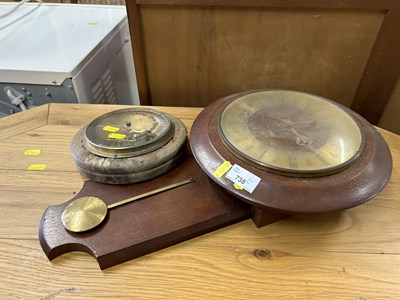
top-left (217, 90), bottom-right (364, 177)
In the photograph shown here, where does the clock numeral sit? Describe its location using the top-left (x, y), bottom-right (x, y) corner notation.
top-left (288, 156), bottom-right (298, 169)
top-left (315, 152), bottom-right (331, 166)
top-left (305, 159), bottom-right (313, 167)
top-left (328, 151), bottom-right (338, 158)
top-left (241, 103), bottom-right (258, 113)
top-left (258, 149), bottom-right (268, 160)
top-left (308, 144), bottom-right (331, 167)
top-left (244, 144), bottom-right (254, 152)
top-left (232, 136), bottom-right (250, 144)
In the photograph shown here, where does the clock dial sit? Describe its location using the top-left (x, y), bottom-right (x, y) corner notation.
top-left (218, 90), bottom-right (364, 176)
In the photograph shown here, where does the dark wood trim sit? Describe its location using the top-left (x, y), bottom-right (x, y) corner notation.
top-left (351, 9), bottom-right (400, 124)
top-left (136, 0), bottom-right (400, 9)
top-left (126, 1), bottom-right (151, 105)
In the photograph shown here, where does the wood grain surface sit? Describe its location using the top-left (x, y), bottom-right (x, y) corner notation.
top-left (0, 103), bottom-right (399, 299)
top-left (135, 0), bottom-right (400, 9)
top-left (138, 6), bottom-right (383, 108)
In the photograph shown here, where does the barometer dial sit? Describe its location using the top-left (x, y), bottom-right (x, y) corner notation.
top-left (83, 108), bottom-right (174, 158)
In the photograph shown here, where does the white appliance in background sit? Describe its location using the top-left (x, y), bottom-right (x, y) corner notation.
top-left (0, 2), bottom-right (140, 117)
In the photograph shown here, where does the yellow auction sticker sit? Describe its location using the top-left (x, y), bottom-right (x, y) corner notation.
top-left (108, 133), bottom-right (126, 140)
top-left (24, 149), bottom-right (41, 156)
top-left (213, 161), bottom-right (232, 179)
top-left (103, 126), bottom-right (120, 133)
top-left (28, 164), bottom-right (47, 171)
top-left (233, 183), bottom-right (244, 190)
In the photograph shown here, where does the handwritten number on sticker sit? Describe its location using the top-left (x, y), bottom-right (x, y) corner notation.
top-left (235, 175), bottom-right (246, 185)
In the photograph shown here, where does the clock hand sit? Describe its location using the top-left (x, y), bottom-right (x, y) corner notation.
top-left (290, 128), bottom-right (312, 146)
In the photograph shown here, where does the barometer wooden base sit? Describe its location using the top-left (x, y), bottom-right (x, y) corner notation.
top-left (39, 155), bottom-right (254, 270)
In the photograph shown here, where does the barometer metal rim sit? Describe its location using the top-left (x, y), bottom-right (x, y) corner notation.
top-left (83, 108), bottom-right (174, 158)
top-left (83, 124), bottom-right (175, 159)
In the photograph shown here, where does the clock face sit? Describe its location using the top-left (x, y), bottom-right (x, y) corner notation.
top-left (218, 90), bottom-right (364, 176)
top-left (84, 108), bottom-right (174, 158)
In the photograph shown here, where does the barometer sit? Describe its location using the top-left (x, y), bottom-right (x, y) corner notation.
top-left (40, 107), bottom-right (250, 269)
top-left (70, 108), bottom-right (187, 184)
top-left (190, 90), bottom-right (392, 217)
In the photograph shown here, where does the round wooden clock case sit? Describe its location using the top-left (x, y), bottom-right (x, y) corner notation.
top-left (190, 90), bottom-right (392, 214)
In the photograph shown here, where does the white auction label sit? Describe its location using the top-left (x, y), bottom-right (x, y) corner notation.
top-left (225, 164), bottom-right (261, 193)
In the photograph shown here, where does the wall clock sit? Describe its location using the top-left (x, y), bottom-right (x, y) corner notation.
top-left (39, 91), bottom-right (393, 268)
top-left (190, 90), bottom-right (392, 224)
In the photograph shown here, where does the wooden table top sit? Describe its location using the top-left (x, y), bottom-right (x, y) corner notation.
top-left (0, 103), bottom-right (399, 299)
